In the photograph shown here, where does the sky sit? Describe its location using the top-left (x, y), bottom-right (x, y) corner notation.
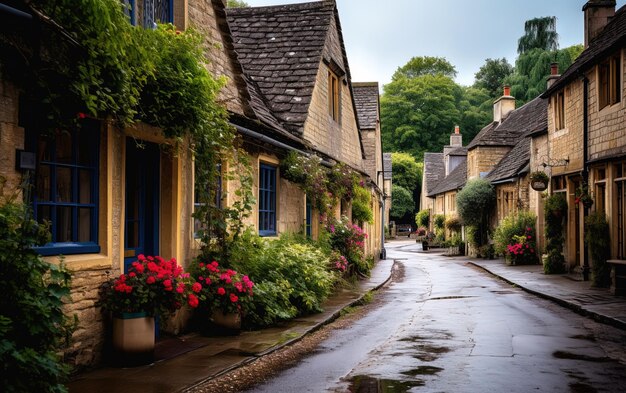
top-left (241, 0), bottom-right (626, 89)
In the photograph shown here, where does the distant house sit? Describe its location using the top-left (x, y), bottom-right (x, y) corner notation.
top-left (541, 0), bottom-right (626, 272)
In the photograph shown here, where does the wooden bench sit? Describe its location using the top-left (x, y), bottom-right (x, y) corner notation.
top-left (607, 260), bottom-right (626, 296)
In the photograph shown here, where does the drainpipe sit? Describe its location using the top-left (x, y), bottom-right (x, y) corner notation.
top-left (380, 193), bottom-right (386, 260)
top-left (582, 75), bottom-right (590, 281)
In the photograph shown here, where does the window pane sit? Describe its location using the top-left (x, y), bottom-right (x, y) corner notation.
top-left (55, 130), bottom-right (73, 164)
top-left (56, 167), bottom-right (72, 202)
top-left (37, 137), bottom-right (51, 162)
top-left (56, 206), bottom-right (73, 242)
top-left (126, 220), bottom-right (139, 248)
top-left (78, 208), bottom-right (91, 242)
top-left (36, 165), bottom-right (51, 201)
top-left (37, 205), bottom-right (51, 225)
top-left (79, 169), bottom-right (92, 204)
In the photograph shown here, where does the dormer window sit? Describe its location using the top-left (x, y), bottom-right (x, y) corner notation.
top-left (328, 70), bottom-right (340, 122)
top-left (554, 90), bottom-right (565, 130)
top-left (599, 53), bottom-right (621, 109)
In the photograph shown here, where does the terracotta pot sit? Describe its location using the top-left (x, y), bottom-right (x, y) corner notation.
top-left (112, 312), bottom-right (155, 367)
top-left (211, 310), bottom-right (241, 335)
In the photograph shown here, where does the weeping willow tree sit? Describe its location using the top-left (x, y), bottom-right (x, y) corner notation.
top-left (517, 16), bottom-right (559, 54)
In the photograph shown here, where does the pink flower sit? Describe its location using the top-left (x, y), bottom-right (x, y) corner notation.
top-left (230, 293), bottom-right (239, 303)
top-left (192, 282), bottom-right (202, 293)
top-left (188, 293), bottom-right (199, 308)
top-left (176, 285), bottom-right (184, 294)
top-left (163, 279), bottom-right (172, 288)
top-left (146, 276), bottom-right (156, 284)
top-left (217, 287), bottom-right (226, 295)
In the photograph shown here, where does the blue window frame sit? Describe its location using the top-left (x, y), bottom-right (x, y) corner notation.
top-left (30, 120), bottom-right (100, 255)
top-left (305, 197), bottom-right (312, 237)
top-left (125, 0), bottom-right (174, 28)
top-left (259, 163), bottom-right (277, 236)
top-left (194, 163), bottom-right (222, 238)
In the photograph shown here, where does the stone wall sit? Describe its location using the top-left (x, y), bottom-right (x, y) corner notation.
top-left (548, 80), bottom-right (584, 175)
top-left (467, 146), bottom-right (511, 179)
top-left (0, 79), bottom-right (23, 198)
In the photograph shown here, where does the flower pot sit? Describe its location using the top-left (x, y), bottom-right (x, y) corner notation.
top-left (211, 310), bottom-right (241, 335)
top-left (112, 312), bottom-right (155, 367)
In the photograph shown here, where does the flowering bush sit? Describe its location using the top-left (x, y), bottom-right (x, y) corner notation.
top-left (99, 255), bottom-right (199, 317)
top-left (193, 261), bottom-right (254, 315)
top-left (505, 227), bottom-right (538, 265)
top-left (327, 216), bottom-right (370, 275)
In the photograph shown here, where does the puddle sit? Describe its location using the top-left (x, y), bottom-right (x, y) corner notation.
top-left (569, 334), bottom-right (596, 342)
top-left (569, 382), bottom-right (598, 393)
top-left (427, 295), bottom-right (475, 301)
top-left (553, 351), bottom-right (611, 362)
top-left (401, 366), bottom-right (443, 377)
top-left (347, 375), bottom-right (424, 392)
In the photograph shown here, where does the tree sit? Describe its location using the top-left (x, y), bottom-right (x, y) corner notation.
top-left (473, 58), bottom-right (514, 99)
top-left (517, 16), bottom-right (558, 54)
top-left (457, 178), bottom-right (495, 246)
top-left (227, 0), bottom-right (249, 7)
top-left (390, 152), bottom-right (422, 192)
top-left (391, 56), bottom-right (457, 80)
top-left (381, 72), bottom-right (461, 161)
top-left (390, 185), bottom-right (414, 220)
top-left (457, 86), bottom-right (492, 144)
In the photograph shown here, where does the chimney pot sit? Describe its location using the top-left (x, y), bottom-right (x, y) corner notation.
top-left (454, 125), bottom-right (460, 134)
top-left (550, 62), bottom-right (559, 75)
top-left (503, 85), bottom-right (511, 96)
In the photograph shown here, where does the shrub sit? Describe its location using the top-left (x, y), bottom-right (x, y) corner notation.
top-left (351, 185), bottom-right (374, 224)
top-left (444, 215), bottom-right (462, 233)
top-left (457, 179), bottom-right (495, 246)
top-left (327, 217), bottom-right (371, 276)
top-left (0, 201), bottom-right (75, 393)
top-left (585, 212), bottom-right (611, 287)
top-left (505, 228), bottom-right (538, 265)
top-left (223, 231), bottom-right (338, 328)
top-left (493, 210), bottom-right (537, 255)
top-left (416, 227), bottom-right (427, 236)
top-left (415, 209), bottom-right (430, 228)
top-left (544, 193), bottom-right (567, 274)
top-left (390, 185), bottom-right (414, 219)
top-left (433, 214), bottom-right (446, 230)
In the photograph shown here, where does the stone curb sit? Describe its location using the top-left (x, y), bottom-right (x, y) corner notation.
top-left (468, 261), bottom-right (626, 331)
top-left (180, 261), bottom-right (396, 392)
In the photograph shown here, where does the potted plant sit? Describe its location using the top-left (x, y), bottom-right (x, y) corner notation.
top-left (575, 185), bottom-right (594, 208)
top-left (529, 170), bottom-right (549, 191)
top-left (99, 255), bottom-right (200, 366)
top-left (192, 260), bottom-right (254, 335)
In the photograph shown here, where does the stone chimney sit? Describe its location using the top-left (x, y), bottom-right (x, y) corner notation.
top-left (547, 62), bottom-right (561, 89)
top-left (493, 86), bottom-right (515, 123)
top-left (443, 126), bottom-right (463, 176)
top-left (583, 0), bottom-right (616, 48)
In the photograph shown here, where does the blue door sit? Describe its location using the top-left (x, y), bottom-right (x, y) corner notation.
top-left (124, 139), bottom-right (160, 272)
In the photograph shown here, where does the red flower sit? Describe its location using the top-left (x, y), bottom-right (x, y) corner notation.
top-left (163, 279), bottom-right (172, 288)
top-left (146, 276), bottom-right (156, 284)
top-left (192, 282), bottom-right (202, 293)
top-left (230, 293), bottom-right (239, 303)
top-left (188, 293), bottom-right (199, 308)
top-left (77, 112), bottom-right (87, 119)
top-left (217, 287), bottom-right (226, 295)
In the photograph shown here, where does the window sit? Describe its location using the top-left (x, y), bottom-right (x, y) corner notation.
top-left (498, 189), bottom-right (515, 219)
top-left (594, 167), bottom-right (606, 215)
top-left (31, 121), bottom-right (100, 255)
top-left (554, 90), bottom-right (565, 130)
top-left (599, 53), bottom-right (621, 109)
top-left (328, 70), bottom-right (340, 122)
top-left (194, 163), bottom-right (222, 238)
top-left (259, 164), bottom-right (277, 236)
top-left (124, 0), bottom-right (173, 28)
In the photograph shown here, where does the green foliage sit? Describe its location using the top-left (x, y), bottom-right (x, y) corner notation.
top-left (390, 185), bottom-right (414, 219)
top-left (390, 152), bottom-right (422, 192)
top-left (227, 0), bottom-right (249, 7)
top-left (444, 215), bottom-right (462, 233)
top-left (585, 212), bottom-right (611, 287)
top-left (391, 56), bottom-right (457, 80)
top-left (433, 214), bottom-right (446, 230)
top-left (224, 231), bottom-right (338, 328)
top-left (457, 179), bottom-right (495, 246)
top-left (493, 210), bottom-right (537, 255)
top-left (543, 193), bottom-right (567, 274)
top-left (415, 209), bottom-right (430, 228)
top-left (280, 152), bottom-right (332, 216)
top-left (351, 186), bottom-right (373, 224)
top-left (473, 58), bottom-right (514, 99)
top-left (326, 217), bottom-right (371, 276)
top-left (517, 17), bottom-right (558, 54)
top-left (0, 200), bottom-right (74, 393)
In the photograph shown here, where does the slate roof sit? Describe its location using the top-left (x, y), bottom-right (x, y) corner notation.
top-left (226, 1), bottom-right (336, 135)
top-left (383, 152), bottom-right (392, 180)
top-left (423, 153), bottom-right (444, 195)
top-left (544, 3), bottom-right (626, 97)
top-left (428, 159), bottom-right (467, 196)
top-left (448, 146), bottom-right (468, 156)
top-left (466, 96), bottom-right (547, 149)
top-left (485, 137), bottom-right (531, 182)
top-left (353, 83), bottom-right (379, 129)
